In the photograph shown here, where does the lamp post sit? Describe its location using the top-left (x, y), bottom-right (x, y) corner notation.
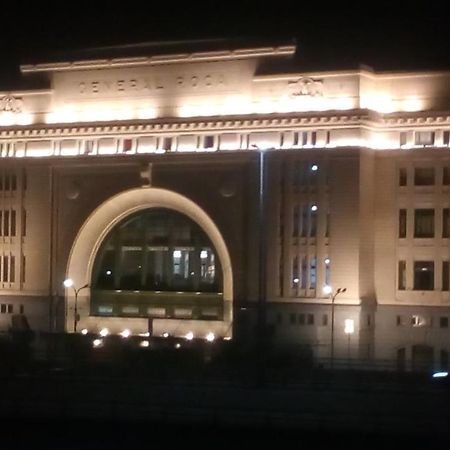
top-left (325, 286), bottom-right (346, 369)
top-left (63, 278), bottom-right (89, 333)
top-left (251, 144), bottom-right (269, 347)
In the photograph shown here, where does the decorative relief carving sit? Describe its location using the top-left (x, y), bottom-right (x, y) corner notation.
top-left (0, 94), bottom-right (23, 113)
top-left (288, 77), bottom-right (323, 98)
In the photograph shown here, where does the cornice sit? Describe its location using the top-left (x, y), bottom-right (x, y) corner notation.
top-left (0, 111), bottom-right (368, 139)
top-left (1, 109), bottom-right (450, 139)
top-left (20, 45), bottom-right (296, 73)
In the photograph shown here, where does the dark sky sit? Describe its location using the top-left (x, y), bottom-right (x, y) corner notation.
top-left (1, 1), bottom-right (449, 87)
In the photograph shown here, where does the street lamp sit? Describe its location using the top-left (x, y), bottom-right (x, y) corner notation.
top-left (251, 144), bottom-right (270, 347)
top-left (63, 278), bottom-right (89, 333)
top-left (324, 286), bottom-right (346, 369)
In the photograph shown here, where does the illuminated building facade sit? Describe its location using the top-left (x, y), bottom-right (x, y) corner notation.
top-left (1, 40), bottom-right (450, 369)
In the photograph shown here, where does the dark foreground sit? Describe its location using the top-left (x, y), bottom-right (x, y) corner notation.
top-left (1, 418), bottom-right (448, 449)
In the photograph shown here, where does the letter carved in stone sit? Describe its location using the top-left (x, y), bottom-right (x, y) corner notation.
top-left (288, 77), bottom-right (323, 98)
top-left (0, 94), bottom-right (23, 113)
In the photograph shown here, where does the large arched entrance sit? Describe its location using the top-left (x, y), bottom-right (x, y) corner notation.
top-left (65, 188), bottom-right (233, 339)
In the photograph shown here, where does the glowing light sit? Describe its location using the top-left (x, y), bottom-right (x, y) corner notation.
top-left (200, 250), bottom-right (208, 259)
top-left (93, 339), bottom-right (103, 348)
top-left (224, 336), bottom-right (232, 341)
top-left (323, 285), bottom-right (333, 295)
top-left (206, 332), bottom-right (215, 342)
top-left (175, 343), bottom-right (181, 349)
top-left (162, 332), bottom-right (169, 338)
top-left (99, 328), bottom-right (109, 337)
top-left (120, 329), bottom-right (131, 338)
top-left (173, 250), bottom-right (182, 258)
top-left (432, 371), bottom-right (448, 378)
top-left (311, 205), bottom-right (318, 212)
top-left (140, 340), bottom-right (150, 348)
top-left (81, 328), bottom-right (88, 335)
top-left (139, 332), bottom-right (150, 337)
top-left (63, 278), bottom-right (73, 288)
top-left (344, 319), bottom-right (355, 334)
top-left (293, 278), bottom-right (299, 284)
top-left (185, 332), bottom-right (194, 341)
top-left (311, 164), bottom-right (318, 171)
top-left (325, 258), bottom-right (331, 265)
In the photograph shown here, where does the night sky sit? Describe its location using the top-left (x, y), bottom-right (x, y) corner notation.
top-left (0, 1), bottom-right (449, 88)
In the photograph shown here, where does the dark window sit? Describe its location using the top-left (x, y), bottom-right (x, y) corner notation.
top-left (399, 209), bottom-right (407, 238)
top-left (415, 131), bottom-right (435, 146)
top-left (307, 313), bottom-right (314, 325)
top-left (440, 317), bottom-right (449, 328)
top-left (298, 313), bottom-right (305, 325)
top-left (311, 132), bottom-right (317, 146)
top-left (444, 131), bottom-right (450, 146)
top-left (414, 261), bottom-right (434, 290)
top-left (443, 167), bottom-right (450, 185)
top-left (443, 261), bottom-right (449, 291)
top-left (162, 137), bottom-right (172, 151)
top-left (414, 209), bottom-right (434, 238)
top-left (204, 135), bottom-right (214, 149)
top-left (444, 209), bottom-right (450, 238)
top-left (414, 168), bottom-right (434, 186)
top-left (398, 261), bottom-right (406, 290)
top-left (400, 132), bottom-right (407, 146)
top-left (293, 132), bottom-right (299, 146)
top-left (399, 168), bottom-right (407, 186)
top-left (322, 314), bottom-right (328, 326)
top-left (123, 139), bottom-right (133, 152)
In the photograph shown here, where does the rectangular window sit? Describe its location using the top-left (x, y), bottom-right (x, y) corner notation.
top-left (414, 261), bottom-right (434, 290)
top-left (399, 168), bottom-right (407, 186)
top-left (4, 210), bottom-right (9, 237)
top-left (440, 317), bottom-right (449, 328)
top-left (11, 210), bottom-right (16, 237)
top-left (292, 205), bottom-right (300, 237)
top-left (22, 209), bottom-right (26, 237)
top-left (414, 167), bottom-right (434, 186)
top-left (443, 261), bottom-right (449, 291)
top-left (325, 131), bottom-right (331, 145)
top-left (7, 304), bottom-right (12, 314)
top-left (300, 205), bottom-right (308, 237)
top-left (301, 256), bottom-right (307, 289)
top-left (292, 256), bottom-right (299, 288)
top-left (414, 209), bottom-right (434, 238)
top-left (2, 255), bottom-right (8, 281)
top-left (400, 132), bottom-right (407, 146)
top-left (123, 139), bottom-right (133, 152)
top-left (309, 257), bottom-right (317, 289)
top-left (443, 209), bottom-right (449, 238)
top-left (311, 132), bottom-right (317, 146)
top-left (10, 255), bottom-right (15, 283)
top-left (204, 135), bottom-right (214, 149)
top-left (444, 131), bottom-right (450, 146)
top-left (399, 209), bottom-right (407, 238)
top-left (307, 313), bottom-right (314, 325)
top-left (162, 137), bottom-right (172, 151)
top-left (398, 261), bottom-right (406, 290)
top-left (322, 314), bottom-right (328, 326)
top-left (415, 131), bottom-right (435, 146)
top-left (443, 167), bottom-right (450, 185)
top-left (310, 208), bottom-right (317, 237)
top-left (301, 132), bottom-right (308, 146)
top-left (293, 132), bottom-right (299, 146)
top-left (298, 313), bottom-right (305, 325)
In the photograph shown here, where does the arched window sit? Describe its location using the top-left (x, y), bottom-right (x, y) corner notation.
top-left (91, 208), bottom-right (223, 319)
